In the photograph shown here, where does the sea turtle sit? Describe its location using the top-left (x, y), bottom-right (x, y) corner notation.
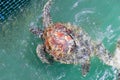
top-left (30, 0), bottom-right (120, 76)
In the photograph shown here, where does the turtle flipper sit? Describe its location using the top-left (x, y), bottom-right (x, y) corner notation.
top-left (36, 44), bottom-right (50, 64)
top-left (43, 0), bottom-right (53, 28)
top-left (30, 28), bottom-right (43, 38)
top-left (81, 61), bottom-right (90, 76)
top-left (114, 40), bottom-right (120, 80)
top-left (112, 40), bottom-right (120, 69)
top-left (95, 40), bottom-right (120, 68)
top-left (115, 39), bottom-right (120, 51)
top-left (113, 40), bottom-right (120, 64)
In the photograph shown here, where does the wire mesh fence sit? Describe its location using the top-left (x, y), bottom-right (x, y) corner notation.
top-left (0, 0), bottom-right (30, 22)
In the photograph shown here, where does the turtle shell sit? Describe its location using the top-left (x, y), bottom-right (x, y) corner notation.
top-left (43, 23), bottom-right (76, 59)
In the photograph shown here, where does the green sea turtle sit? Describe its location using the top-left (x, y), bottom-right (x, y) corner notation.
top-left (30, 0), bottom-right (120, 76)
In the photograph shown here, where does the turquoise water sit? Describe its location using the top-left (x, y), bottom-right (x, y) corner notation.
top-left (0, 0), bottom-right (120, 80)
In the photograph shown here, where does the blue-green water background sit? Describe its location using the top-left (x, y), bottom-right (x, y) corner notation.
top-left (0, 0), bottom-right (120, 80)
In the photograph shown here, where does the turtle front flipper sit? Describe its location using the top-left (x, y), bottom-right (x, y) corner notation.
top-left (43, 0), bottom-right (53, 28)
top-left (81, 61), bottom-right (90, 76)
top-left (36, 44), bottom-right (51, 64)
top-left (30, 28), bottom-right (43, 38)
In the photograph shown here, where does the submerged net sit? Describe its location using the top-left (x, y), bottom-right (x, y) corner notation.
top-left (0, 0), bottom-right (30, 22)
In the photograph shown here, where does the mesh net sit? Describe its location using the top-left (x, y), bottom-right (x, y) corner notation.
top-left (0, 0), bottom-right (30, 21)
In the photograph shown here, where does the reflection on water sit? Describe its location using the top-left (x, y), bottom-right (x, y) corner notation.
top-left (0, 0), bottom-right (120, 80)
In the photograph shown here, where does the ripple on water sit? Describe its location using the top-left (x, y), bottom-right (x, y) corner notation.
top-left (75, 8), bottom-right (95, 23)
top-left (71, 0), bottom-right (84, 9)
